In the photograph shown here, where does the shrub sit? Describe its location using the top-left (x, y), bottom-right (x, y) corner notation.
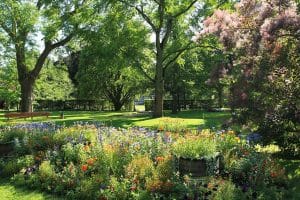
top-left (155, 118), bottom-right (186, 132)
top-left (213, 180), bottom-right (246, 200)
top-left (0, 155), bottom-right (34, 177)
top-left (126, 155), bottom-right (155, 184)
top-left (38, 160), bottom-right (57, 191)
top-left (172, 136), bottom-right (217, 159)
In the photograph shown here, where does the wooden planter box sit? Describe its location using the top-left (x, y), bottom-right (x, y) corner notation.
top-left (0, 142), bottom-right (14, 156)
top-left (178, 153), bottom-right (223, 177)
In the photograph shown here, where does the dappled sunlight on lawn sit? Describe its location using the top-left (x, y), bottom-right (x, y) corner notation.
top-left (0, 110), bottom-right (230, 129)
top-left (0, 179), bottom-right (61, 200)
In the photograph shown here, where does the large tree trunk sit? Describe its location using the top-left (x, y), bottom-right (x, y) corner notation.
top-left (217, 85), bottom-right (224, 108)
top-left (153, 50), bottom-right (164, 118)
top-left (19, 78), bottom-right (35, 112)
top-left (154, 79), bottom-right (164, 117)
top-left (113, 101), bottom-right (123, 111)
top-left (171, 93), bottom-right (178, 114)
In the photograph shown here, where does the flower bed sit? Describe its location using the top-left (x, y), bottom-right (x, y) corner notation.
top-left (0, 122), bottom-right (288, 199)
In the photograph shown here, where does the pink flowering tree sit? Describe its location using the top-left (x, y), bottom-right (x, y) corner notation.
top-left (195, 0), bottom-right (300, 155)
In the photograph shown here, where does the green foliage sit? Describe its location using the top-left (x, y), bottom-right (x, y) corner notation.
top-left (213, 180), bottom-right (246, 200)
top-left (125, 155), bottom-right (155, 183)
top-left (0, 155), bottom-right (34, 177)
top-left (0, 129), bottom-right (25, 143)
top-left (0, 123), bottom-right (296, 199)
top-left (35, 61), bottom-right (74, 101)
top-left (172, 135), bottom-right (217, 159)
top-left (77, 4), bottom-right (150, 110)
top-left (0, 62), bottom-right (20, 108)
top-left (155, 117), bottom-right (186, 132)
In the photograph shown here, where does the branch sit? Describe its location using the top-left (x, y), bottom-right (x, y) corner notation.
top-left (153, 0), bottom-right (161, 5)
top-left (134, 60), bottom-right (155, 83)
top-left (163, 46), bottom-right (189, 71)
top-left (36, 0), bottom-right (42, 10)
top-left (163, 42), bottom-right (220, 70)
top-left (118, 0), bottom-right (157, 31)
top-left (31, 34), bottom-right (74, 78)
top-left (135, 5), bottom-right (157, 31)
top-left (158, 0), bottom-right (165, 30)
top-left (163, 42), bottom-right (193, 63)
top-left (51, 33), bottom-right (74, 49)
top-left (161, 17), bottom-right (174, 49)
top-left (173, 0), bottom-right (198, 18)
top-left (0, 24), bottom-right (14, 39)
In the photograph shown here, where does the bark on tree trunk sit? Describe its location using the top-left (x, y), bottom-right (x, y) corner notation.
top-left (19, 78), bottom-right (35, 112)
top-left (153, 79), bottom-right (164, 117)
top-left (171, 93), bottom-right (178, 114)
top-left (113, 102), bottom-right (123, 111)
top-left (153, 52), bottom-right (164, 118)
top-left (217, 85), bottom-right (224, 108)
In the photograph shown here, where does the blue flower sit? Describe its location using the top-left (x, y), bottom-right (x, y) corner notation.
top-left (246, 133), bottom-right (262, 143)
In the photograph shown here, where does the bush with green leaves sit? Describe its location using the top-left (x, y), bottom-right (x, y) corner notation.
top-left (0, 155), bottom-right (34, 177)
top-left (172, 135), bottom-right (217, 159)
top-left (0, 124), bottom-right (291, 199)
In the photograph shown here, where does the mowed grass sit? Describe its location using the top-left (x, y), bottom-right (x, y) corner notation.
top-left (0, 179), bottom-right (62, 200)
top-left (0, 110), bottom-right (231, 129)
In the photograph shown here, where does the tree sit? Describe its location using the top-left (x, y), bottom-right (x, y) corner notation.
top-left (114, 0), bottom-right (199, 117)
top-left (0, 0), bottom-right (94, 112)
top-left (35, 60), bottom-right (74, 101)
top-left (197, 0), bottom-right (300, 154)
top-left (0, 61), bottom-right (20, 109)
top-left (77, 5), bottom-right (149, 111)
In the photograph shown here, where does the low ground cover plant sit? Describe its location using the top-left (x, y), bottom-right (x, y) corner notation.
top-left (0, 122), bottom-right (289, 199)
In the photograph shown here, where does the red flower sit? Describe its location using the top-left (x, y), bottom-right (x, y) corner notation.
top-left (81, 164), bottom-right (88, 172)
top-left (130, 185), bottom-right (137, 191)
top-left (270, 172), bottom-right (277, 178)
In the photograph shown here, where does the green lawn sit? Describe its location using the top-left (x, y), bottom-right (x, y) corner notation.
top-left (0, 179), bottom-right (62, 200)
top-left (0, 110), bottom-right (231, 129)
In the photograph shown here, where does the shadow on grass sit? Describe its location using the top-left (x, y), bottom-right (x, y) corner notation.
top-left (0, 110), bottom-right (231, 129)
top-left (0, 178), bottom-right (62, 200)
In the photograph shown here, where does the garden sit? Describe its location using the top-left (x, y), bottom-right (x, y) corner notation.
top-left (0, 117), bottom-right (298, 199)
top-left (0, 0), bottom-right (300, 199)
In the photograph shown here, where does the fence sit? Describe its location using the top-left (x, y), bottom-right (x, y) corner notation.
top-left (34, 100), bottom-right (114, 111)
top-left (31, 99), bottom-right (221, 111)
top-left (144, 99), bottom-right (220, 111)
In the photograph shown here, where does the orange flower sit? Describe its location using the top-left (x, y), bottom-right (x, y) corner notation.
top-left (81, 164), bottom-right (88, 172)
top-left (270, 172), bottom-right (277, 178)
top-left (165, 132), bottom-right (171, 137)
top-left (155, 156), bottom-right (164, 163)
top-left (83, 145), bottom-right (90, 151)
top-left (87, 158), bottom-right (95, 166)
top-left (35, 156), bottom-right (41, 161)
